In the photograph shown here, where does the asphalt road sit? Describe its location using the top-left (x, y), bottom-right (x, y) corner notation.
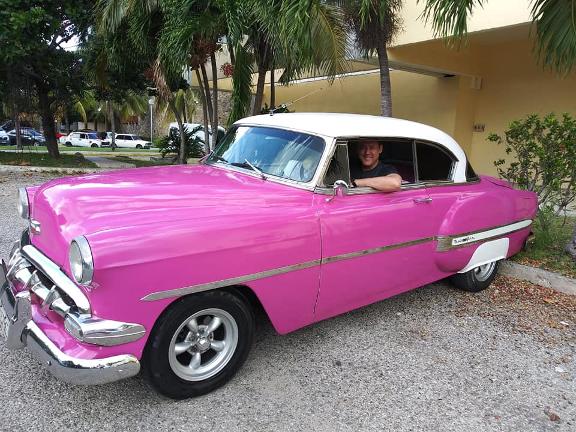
top-left (0, 171), bottom-right (574, 432)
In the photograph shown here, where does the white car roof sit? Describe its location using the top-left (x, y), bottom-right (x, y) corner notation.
top-left (236, 113), bottom-right (465, 160)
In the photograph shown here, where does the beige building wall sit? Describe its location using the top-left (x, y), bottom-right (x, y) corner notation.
top-left (258, 25), bottom-right (576, 176)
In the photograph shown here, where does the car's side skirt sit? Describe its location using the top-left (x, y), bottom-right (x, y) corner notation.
top-left (141, 219), bottom-right (533, 302)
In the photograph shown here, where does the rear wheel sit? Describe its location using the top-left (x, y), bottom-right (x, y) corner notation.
top-left (65, 141), bottom-right (72, 147)
top-left (451, 261), bottom-right (499, 292)
top-left (143, 290), bottom-right (254, 399)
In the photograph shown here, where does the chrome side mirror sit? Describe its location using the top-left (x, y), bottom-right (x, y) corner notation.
top-left (326, 180), bottom-right (349, 202)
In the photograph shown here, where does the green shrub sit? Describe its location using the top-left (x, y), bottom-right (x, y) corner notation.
top-left (490, 113), bottom-right (576, 233)
top-left (156, 126), bottom-right (205, 160)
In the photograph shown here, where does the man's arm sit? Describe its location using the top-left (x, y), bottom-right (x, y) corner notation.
top-left (354, 173), bottom-right (402, 192)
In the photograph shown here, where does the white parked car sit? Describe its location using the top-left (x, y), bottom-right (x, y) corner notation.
top-left (114, 134), bottom-right (151, 149)
top-left (0, 128), bottom-right (8, 144)
top-left (64, 132), bottom-right (109, 148)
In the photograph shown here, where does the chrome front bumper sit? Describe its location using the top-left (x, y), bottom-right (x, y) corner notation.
top-left (1, 259), bottom-right (141, 385)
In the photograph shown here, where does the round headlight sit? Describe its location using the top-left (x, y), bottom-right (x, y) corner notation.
top-left (69, 236), bottom-right (94, 285)
top-left (17, 188), bottom-right (29, 219)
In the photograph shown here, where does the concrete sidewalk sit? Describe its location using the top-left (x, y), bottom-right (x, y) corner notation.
top-left (83, 155), bottom-right (134, 169)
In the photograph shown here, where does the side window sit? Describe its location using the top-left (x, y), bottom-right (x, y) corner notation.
top-left (415, 142), bottom-right (454, 182)
top-left (348, 138), bottom-right (416, 184)
top-left (117, 135), bottom-right (125, 140)
top-left (322, 143), bottom-right (351, 187)
top-left (79, 133), bottom-right (86, 139)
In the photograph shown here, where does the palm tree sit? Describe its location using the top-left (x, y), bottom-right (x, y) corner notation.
top-left (421, 0), bottom-right (576, 258)
top-left (97, 0), bottom-right (193, 163)
top-left (337, 0), bottom-right (403, 117)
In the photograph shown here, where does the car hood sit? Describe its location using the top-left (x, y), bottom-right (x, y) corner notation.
top-left (29, 164), bottom-right (312, 266)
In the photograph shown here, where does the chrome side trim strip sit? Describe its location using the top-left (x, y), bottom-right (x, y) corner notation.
top-left (141, 219), bottom-right (533, 302)
top-left (21, 245), bottom-right (91, 314)
top-left (142, 236), bottom-right (434, 302)
top-left (321, 237), bottom-right (435, 265)
top-left (436, 219), bottom-right (532, 251)
top-left (141, 259), bottom-right (322, 302)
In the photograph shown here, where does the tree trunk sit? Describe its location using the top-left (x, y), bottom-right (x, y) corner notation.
top-left (270, 65), bottom-right (275, 110)
top-left (253, 36), bottom-right (270, 115)
top-left (169, 98), bottom-right (187, 164)
top-left (108, 100), bottom-right (117, 151)
top-left (210, 52), bottom-right (219, 151)
top-left (376, 43), bottom-right (393, 117)
top-left (14, 115), bottom-right (22, 150)
top-left (64, 111), bottom-right (70, 133)
top-left (37, 83), bottom-right (59, 157)
top-left (228, 37), bottom-right (236, 66)
top-left (253, 60), bottom-right (267, 115)
top-left (566, 224), bottom-right (576, 260)
top-left (200, 63), bottom-right (214, 133)
top-left (195, 68), bottom-right (211, 154)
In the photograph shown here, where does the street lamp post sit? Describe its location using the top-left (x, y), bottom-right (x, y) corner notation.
top-left (148, 96), bottom-right (155, 143)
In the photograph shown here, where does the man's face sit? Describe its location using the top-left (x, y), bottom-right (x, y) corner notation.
top-left (357, 141), bottom-right (383, 170)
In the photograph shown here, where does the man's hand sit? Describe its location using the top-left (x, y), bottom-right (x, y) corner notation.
top-left (354, 174), bottom-right (402, 192)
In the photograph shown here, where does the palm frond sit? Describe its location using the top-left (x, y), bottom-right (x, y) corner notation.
top-left (73, 101), bottom-right (88, 123)
top-left (228, 43), bottom-right (254, 125)
top-left (532, 0), bottom-right (576, 74)
top-left (420, 0), bottom-right (486, 45)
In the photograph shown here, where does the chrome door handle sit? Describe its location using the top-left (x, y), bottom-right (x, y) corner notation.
top-left (413, 197), bottom-right (433, 204)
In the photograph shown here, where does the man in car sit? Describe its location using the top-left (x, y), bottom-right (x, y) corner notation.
top-left (350, 140), bottom-right (402, 192)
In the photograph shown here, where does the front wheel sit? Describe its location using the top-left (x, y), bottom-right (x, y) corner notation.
top-left (451, 261), bottom-right (499, 292)
top-left (91, 143), bottom-right (98, 148)
top-left (143, 290), bottom-right (255, 399)
top-left (136, 144), bottom-right (143, 149)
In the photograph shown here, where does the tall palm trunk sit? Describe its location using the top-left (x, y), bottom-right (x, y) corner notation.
top-left (252, 66), bottom-right (266, 115)
top-left (376, 43), bottom-right (392, 117)
top-left (270, 66), bottom-right (275, 110)
top-left (37, 83), bottom-right (59, 157)
top-left (200, 64), bottom-right (214, 133)
top-left (195, 68), bottom-right (211, 154)
top-left (108, 100), bottom-right (117, 151)
top-left (252, 36), bottom-right (270, 115)
top-left (210, 52), bottom-right (219, 151)
top-left (169, 98), bottom-right (187, 164)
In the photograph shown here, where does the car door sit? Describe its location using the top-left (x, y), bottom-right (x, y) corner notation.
top-left (115, 135), bottom-right (127, 147)
top-left (313, 139), bottom-right (445, 322)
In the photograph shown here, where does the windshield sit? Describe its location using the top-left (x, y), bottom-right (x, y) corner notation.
top-left (207, 126), bottom-right (325, 182)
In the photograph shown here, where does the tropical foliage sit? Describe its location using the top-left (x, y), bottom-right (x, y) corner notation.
top-left (339, 0), bottom-right (403, 116)
top-left (0, 0), bottom-right (93, 156)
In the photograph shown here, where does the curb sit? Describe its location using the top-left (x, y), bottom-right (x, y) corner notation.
top-left (500, 260), bottom-right (576, 296)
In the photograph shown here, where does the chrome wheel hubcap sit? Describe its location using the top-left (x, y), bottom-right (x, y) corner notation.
top-left (168, 308), bottom-right (238, 381)
top-left (474, 262), bottom-right (496, 282)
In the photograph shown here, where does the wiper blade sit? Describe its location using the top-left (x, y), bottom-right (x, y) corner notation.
top-left (231, 160), bottom-right (267, 180)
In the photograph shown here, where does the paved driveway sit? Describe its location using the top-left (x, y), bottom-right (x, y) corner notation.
top-left (0, 172), bottom-right (574, 431)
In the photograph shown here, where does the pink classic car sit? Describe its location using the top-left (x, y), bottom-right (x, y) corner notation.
top-left (1, 113), bottom-right (537, 399)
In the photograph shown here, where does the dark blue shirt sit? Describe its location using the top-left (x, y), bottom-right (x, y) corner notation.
top-left (351, 161), bottom-right (397, 180)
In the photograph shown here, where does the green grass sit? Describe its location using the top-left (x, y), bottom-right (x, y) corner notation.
top-left (0, 145), bottom-right (159, 153)
top-left (512, 215), bottom-right (576, 278)
top-left (0, 151), bottom-right (98, 168)
top-left (109, 156), bottom-right (172, 167)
